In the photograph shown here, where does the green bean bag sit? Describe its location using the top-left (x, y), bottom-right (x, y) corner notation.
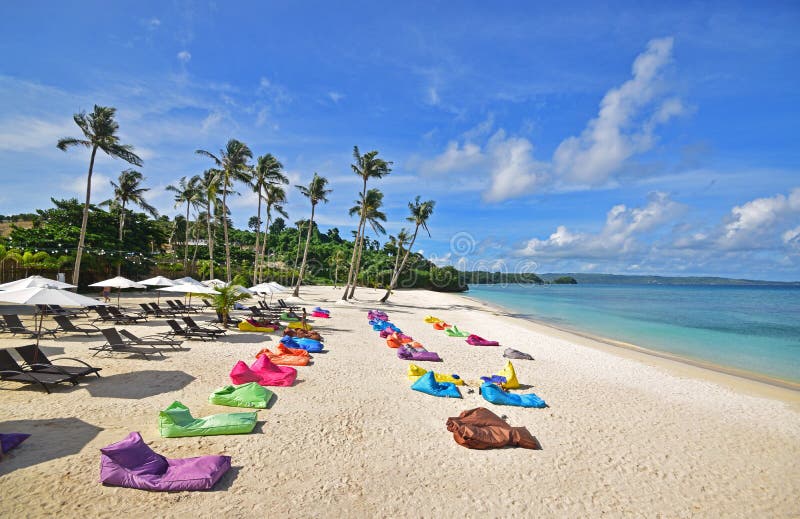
top-left (159, 401), bottom-right (258, 438)
top-left (208, 382), bottom-right (273, 409)
top-left (281, 312), bottom-right (300, 322)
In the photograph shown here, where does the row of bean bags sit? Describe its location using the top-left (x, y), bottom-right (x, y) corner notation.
top-left (446, 408), bottom-right (541, 450)
top-left (411, 371), bottom-right (461, 398)
top-left (100, 432), bottom-right (232, 491)
top-left (209, 382), bottom-right (274, 408)
top-left (255, 344), bottom-right (311, 366)
top-left (159, 401), bottom-right (258, 438)
top-left (230, 355), bottom-right (297, 386)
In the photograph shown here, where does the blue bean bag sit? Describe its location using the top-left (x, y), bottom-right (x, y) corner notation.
top-left (280, 335), bottom-right (323, 353)
top-left (480, 383), bottom-right (547, 408)
top-left (411, 371), bottom-right (461, 398)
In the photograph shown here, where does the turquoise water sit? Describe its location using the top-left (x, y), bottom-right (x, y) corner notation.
top-left (466, 284), bottom-right (800, 383)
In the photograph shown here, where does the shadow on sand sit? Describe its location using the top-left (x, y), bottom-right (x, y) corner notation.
top-left (0, 417), bottom-right (103, 474)
top-left (85, 370), bottom-right (195, 399)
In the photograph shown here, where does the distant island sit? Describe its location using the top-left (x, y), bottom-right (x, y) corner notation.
top-left (539, 273), bottom-right (800, 286)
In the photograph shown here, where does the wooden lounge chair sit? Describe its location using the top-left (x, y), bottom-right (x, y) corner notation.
top-left (15, 344), bottom-right (101, 379)
top-left (2, 314), bottom-right (58, 338)
top-left (278, 299), bottom-right (299, 312)
top-left (181, 316), bottom-right (226, 336)
top-left (148, 302), bottom-right (180, 317)
top-left (174, 300), bottom-right (202, 313)
top-left (119, 329), bottom-right (183, 350)
top-left (51, 303), bottom-right (90, 318)
top-left (36, 304), bottom-right (81, 318)
top-left (108, 306), bottom-right (147, 323)
top-left (165, 320), bottom-right (217, 341)
top-left (92, 329), bottom-right (165, 359)
top-left (52, 315), bottom-right (102, 335)
top-left (92, 306), bottom-right (122, 324)
top-left (164, 300), bottom-right (187, 314)
top-left (201, 299), bottom-right (214, 309)
top-left (0, 349), bottom-right (77, 393)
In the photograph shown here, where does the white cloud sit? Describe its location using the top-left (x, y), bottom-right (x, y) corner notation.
top-left (327, 91), bottom-right (344, 103)
top-left (177, 51), bottom-right (192, 63)
top-left (717, 188), bottom-right (800, 250)
top-left (146, 18), bottom-right (161, 28)
top-left (61, 172), bottom-right (112, 202)
top-left (783, 226), bottom-right (800, 248)
top-left (0, 116), bottom-right (75, 151)
top-left (426, 86), bottom-right (440, 106)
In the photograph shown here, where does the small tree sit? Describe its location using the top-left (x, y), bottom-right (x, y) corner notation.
top-left (212, 284), bottom-right (251, 326)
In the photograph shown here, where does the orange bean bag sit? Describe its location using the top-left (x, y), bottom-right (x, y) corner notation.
top-left (386, 336), bottom-right (402, 348)
top-left (255, 344), bottom-right (310, 366)
top-left (433, 322), bottom-right (451, 330)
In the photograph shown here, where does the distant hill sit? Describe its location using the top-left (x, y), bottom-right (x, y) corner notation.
top-left (539, 273), bottom-right (800, 286)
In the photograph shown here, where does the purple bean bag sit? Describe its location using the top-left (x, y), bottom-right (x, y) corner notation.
top-left (99, 432), bottom-right (231, 491)
top-left (0, 433), bottom-right (30, 455)
top-left (466, 334), bottom-right (500, 346)
top-left (397, 345), bottom-right (442, 362)
top-left (367, 310), bottom-right (388, 321)
top-left (230, 355), bottom-right (297, 387)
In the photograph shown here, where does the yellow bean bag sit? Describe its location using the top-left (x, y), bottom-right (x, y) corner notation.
top-left (496, 360), bottom-right (520, 389)
top-left (406, 363), bottom-right (463, 385)
top-left (237, 321), bottom-right (276, 333)
top-left (423, 315), bottom-right (443, 323)
top-left (286, 321), bottom-right (313, 330)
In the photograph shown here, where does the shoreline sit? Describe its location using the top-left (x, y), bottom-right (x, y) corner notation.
top-left (457, 292), bottom-right (800, 404)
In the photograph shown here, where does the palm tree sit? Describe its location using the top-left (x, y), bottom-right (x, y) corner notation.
top-left (251, 154), bottom-right (288, 283)
top-left (387, 228), bottom-right (411, 285)
top-left (347, 188), bottom-right (386, 298)
top-left (259, 183), bottom-right (289, 283)
top-left (196, 139), bottom-right (253, 282)
top-left (329, 248), bottom-right (347, 288)
top-left (341, 146), bottom-right (392, 300)
top-left (200, 169), bottom-right (222, 280)
top-left (166, 176), bottom-right (202, 271)
top-left (103, 169), bottom-right (158, 275)
top-left (57, 105), bottom-right (142, 285)
top-left (380, 196), bottom-right (435, 303)
top-left (290, 219), bottom-right (306, 287)
top-left (212, 284), bottom-right (251, 327)
top-left (293, 173), bottom-right (332, 297)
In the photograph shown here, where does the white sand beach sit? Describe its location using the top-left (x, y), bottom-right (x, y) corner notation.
top-left (1, 286), bottom-right (799, 517)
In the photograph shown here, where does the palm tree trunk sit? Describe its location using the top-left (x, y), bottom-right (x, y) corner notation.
top-left (183, 202), bottom-right (190, 271)
top-left (380, 226), bottom-right (419, 303)
top-left (206, 201), bottom-right (215, 280)
top-left (347, 232), bottom-right (366, 299)
top-left (117, 201), bottom-right (126, 277)
top-left (258, 207), bottom-right (272, 283)
top-left (222, 187), bottom-right (232, 282)
top-left (190, 219), bottom-right (200, 273)
top-left (72, 145), bottom-right (98, 286)
top-left (252, 192), bottom-right (262, 284)
top-left (293, 206), bottom-right (315, 297)
top-left (290, 223), bottom-right (303, 286)
top-left (341, 178), bottom-right (368, 300)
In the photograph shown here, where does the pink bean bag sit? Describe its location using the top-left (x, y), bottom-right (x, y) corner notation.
top-left (466, 334), bottom-right (500, 346)
top-left (229, 355), bottom-right (297, 386)
top-left (311, 311), bottom-right (330, 318)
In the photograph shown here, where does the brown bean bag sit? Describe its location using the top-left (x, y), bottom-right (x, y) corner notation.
top-left (282, 328), bottom-right (323, 342)
top-left (445, 407), bottom-right (541, 450)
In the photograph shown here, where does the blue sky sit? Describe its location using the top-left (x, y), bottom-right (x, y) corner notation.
top-left (1, 1), bottom-right (799, 280)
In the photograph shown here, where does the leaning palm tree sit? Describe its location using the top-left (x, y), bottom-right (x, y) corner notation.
top-left (102, 169), bottom-right (158, 275)
top-left (342, 146), bottom-right (392, 300)
top-left (290, 219), bottom-right (306, 287)
top-left (200, 169), bottom-right (222, 279)
top-left (251, 154), bottom-right (288, 283)
top-left (347, 188), bottom-right (387, 298)
top-left (380, 196), bottom-right (435, 303)
top-left (293, 173), bottom-right (332, 297)
top-left (57, 105), bottom-right (142, 285)
top-left (166, 176), bottom-right (202, 270)
top-left (329, 248), bottom-right (347, 288)
top-left (196, 139), bottom-right (253, 282)
top-left (258, 183), bottom-right (289, 283)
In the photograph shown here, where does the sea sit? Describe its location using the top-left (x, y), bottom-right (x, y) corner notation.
top-left (466, 284), bottom-right (800, 384)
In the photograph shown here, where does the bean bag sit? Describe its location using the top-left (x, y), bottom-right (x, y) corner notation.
top-left (379, 328), bottom-right (394, 338)
top-left (411, 371), bottom-right (461, 398)
top-left (286, 321), bottom-right (312, 330)
top-left (423, 315), bottom-right (442, 323)
top-left (466, 334), bottom-right (500, 346)
top-left (445, 325), bottom-right (470, 337)
top-left (99, 432), bottom-right (231, 491)
top-left (397, 345), bottom-right (442, 362)
top-left (230, 355), bottom-right (297, 387)
top-left (368, 310), bottom-right (388, 321)
top-left (311, 311), bottom-right (330, 318)
top-left (158, 401), bottom-right (257, 438)
top-left (0, 433), bottom-right (30, 455)
top-left (282, 328), bottom-right (323, 341)
top-left (386, 336), bottom-right (402, 348)
top-left (255, 344), bottom-right (311, 366)
top-left (432, 322), bottom-right (451, 330)
top-left (209, 383), bottom-right (273, 409)
top-left (480, 383), bottom-right (547, 408)
top-left (406, 363), bottom-right (463, 385)
top-left (490, 360), bottom-right (519, 389)
top-left (237, 320), bottom-right (276, 333)
top-left (503, 348), bottom-right (534, 361)
top-left (280, 335), bottom-right (324, 353)
top-left (446, 407), bottom-right (541, 450)
top-left (314, 307), bottom-right (330, 314)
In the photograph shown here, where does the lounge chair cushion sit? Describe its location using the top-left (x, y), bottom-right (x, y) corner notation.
top-left (229, 355), bottom-right (297, 387)
top-left (406, 363), bottom-right (463, 385)
top-left (0, 433), bottom-right (31, 454)
top-left (99, 431), bottom-right (231, 491)
top-left (410, 371), bottom-right (461, 398)
top-left (209, 383), bottom-right (272, 409)
top-left (158, 401), bottom-right (257, 437)
top-left (480, 383), bottom-right (547, 408)
top-left (446, 407), bottom-right (541, 450)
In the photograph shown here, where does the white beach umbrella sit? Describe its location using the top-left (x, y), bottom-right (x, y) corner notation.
top-left (0, 286), bottom-right (106, 357)
top-left (203, 279), bottom-right (228, 288)
top-left (88, 276), bottom-right (146, 307)
top-left (267, 282), bottom-right (287, 291)
top-left (172, 276), bottom-right (205, 287)
top-left (250, 283), bottom-right (279, 303)
top-left (139, 275), bottom-right (175, 303)
top-left (0, 275), bottom-right (76, 291)
top-left (159, 282), bottom-right (217, 306)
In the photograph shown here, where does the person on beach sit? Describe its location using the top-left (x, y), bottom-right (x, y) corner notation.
top-left (101, 286), bottom-right (111, 303)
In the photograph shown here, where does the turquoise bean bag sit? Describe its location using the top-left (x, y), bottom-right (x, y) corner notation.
top-left (480, 383), bottom-right (547, 408)
top-left (411, 371), bottom-right (461, 398)
top-left (209, 382), bottom-right (273, 409)
top-left (159, 401), bottom-right (258, 438)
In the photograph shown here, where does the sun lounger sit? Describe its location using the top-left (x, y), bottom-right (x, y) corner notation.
top-left (182, 316), bottom-right (226, 336)
top-left (108, 306), bottom-right (147, 323)
top-left (277, 299), bottom-right (299, 312)
top-left (52, 315), bottom-right (101, 335)
top-left (173, 300), bottom-right (201, 313)
top-left (165, 320), bottom-right (217, 341)
top-left (15, 344), bottom-right (101, 379)
top-left (2, 314), bottom-right (57, 338)
top-left (0, 349), bottom-right (78, 393)
top-left (119, 329), bottom-right (183, 350)
top-left (92, 329), bottom-right (165, 359)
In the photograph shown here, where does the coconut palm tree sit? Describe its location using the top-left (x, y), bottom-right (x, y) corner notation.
top-left (102, 169), bottom-right (158, 275)
top-left (56, 105), bottom-right (142, 285)
top-left (166, 176), bottom-right (202, 271)
top-left (196, 139), bottom-right (253, 282)
top-left (251, 154), bottom-right (288, 283)
top-left (387, 228), bottom-right (411, 285)
top-left (200, 169), bottom-right (222, 280)
top-left (290, 219), bottom-right (306, 287)
top-left (329, 248), bottom-right (347, 288)
top-left (259, 183), bottom-right (289, 282)
top-left (341, 146), bottom-right (392, 300)
top-left (347, 188), bottom-right (386, 298)
top-left (293, 173), bottom-right (332, 297)
top-left (380, 196), bottom-right (435, 303)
